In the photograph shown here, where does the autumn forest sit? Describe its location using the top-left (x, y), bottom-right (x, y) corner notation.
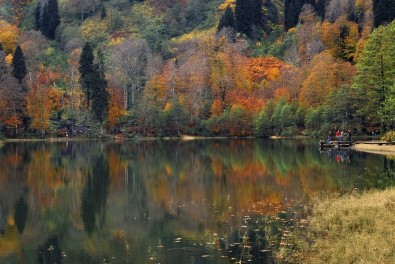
top-left (0, 0), bottom-right (394, 138)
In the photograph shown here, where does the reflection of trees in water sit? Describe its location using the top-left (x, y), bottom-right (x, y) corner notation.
top-left (1, 140), bottom-right (395, 262)
top-left (38, 236), bottom-right (62, 264)
top-left (0, 143), bottom-right (29, 236)
top-left (211, 203), bottom-right (308, 264)
top-left (14, 194), bottom-right (28, 234)
top-left (81, 155), bottom-right (110, 234)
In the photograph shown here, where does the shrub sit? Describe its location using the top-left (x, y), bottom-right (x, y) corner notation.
top-left (381, 131), bottom-right (395, 142)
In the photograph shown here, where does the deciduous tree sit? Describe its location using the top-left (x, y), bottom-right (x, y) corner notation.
top-left (109, 39), bottom-right (149, 110)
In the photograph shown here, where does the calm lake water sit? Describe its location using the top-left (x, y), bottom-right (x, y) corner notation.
top-left (0, 139), bottom-right (394, 263)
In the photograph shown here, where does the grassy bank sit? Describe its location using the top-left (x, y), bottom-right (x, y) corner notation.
top-left (284, 189), bottom-right (395, 263)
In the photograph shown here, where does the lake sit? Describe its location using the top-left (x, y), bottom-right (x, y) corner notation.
top-left (0, 139), bottom-right (394, 263)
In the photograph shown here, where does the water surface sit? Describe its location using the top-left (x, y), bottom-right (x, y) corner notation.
top-left (0, 139), bottom-right (394, 263)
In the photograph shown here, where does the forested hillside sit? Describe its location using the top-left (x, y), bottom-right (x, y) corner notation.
top-left (0, 0), bottom-right (394, 138)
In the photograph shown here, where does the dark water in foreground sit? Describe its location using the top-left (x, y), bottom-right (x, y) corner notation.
top-left (0, 139), bottom-right (394, 263)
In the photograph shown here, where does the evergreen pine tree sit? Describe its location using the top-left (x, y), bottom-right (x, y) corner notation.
top-left (40, 4), bottom-right (50, 37)
top-left (12, 45), bottom-right (27, 83)
top-left (251, 0), bottom-right (264, 28)
top-left (46, 0), bottom-right (60, 39)
top-left (101, 5), bottom-right (107, 20)
top-left (35, 2), bottom-right (41, 31)
top-left (0, 43), bottom-right (7, 81)
top-left (235, 0), bottom-right (252, 36)
top-left (264, 0), bottom-right (279, 24)
top-left (40, 0), bottom-right (60, 39)
top-left (316, 0), bottom-right (326, 20)
top-left (373, 0), bottom-right (395, 28)
top-left (91, 63), bottom-right (109, 124)
top-left (79, 42), bottom-right (95, 108)
top-left (218, 6), bottom-right (235, 31)
top-left (284, 0), bottom-right (303, 30)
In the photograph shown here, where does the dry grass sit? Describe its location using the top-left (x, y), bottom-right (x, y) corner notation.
top-left (291, 189), bottom-right (395, 264)
top-left (352, 143), bottom-right (395, 157)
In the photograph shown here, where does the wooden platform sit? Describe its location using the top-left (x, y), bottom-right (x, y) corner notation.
top-left (320, 140), bottom-right (352, 149)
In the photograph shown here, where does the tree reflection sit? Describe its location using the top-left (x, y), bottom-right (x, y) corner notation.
top-left (38, 236), bottom-right (62, 264)
top-left (81, 155), bottom-right (110, 234)
top-left (0, 140), bottom-right (394, 262)
top-left (14, 194), bottom-right (28, 234)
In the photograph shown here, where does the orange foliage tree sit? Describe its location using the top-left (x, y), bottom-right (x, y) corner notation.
top-left (321, 16), bottom-right (359, 62)
top-left (299, 51), bottom-right (356, 107)
top-left (26, 69), bottom-right (61, 136)
top-left (107, 85), bottom-right (125, 130)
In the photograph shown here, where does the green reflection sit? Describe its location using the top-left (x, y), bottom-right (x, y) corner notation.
top-left (81, 155), bottom-right (110, 235)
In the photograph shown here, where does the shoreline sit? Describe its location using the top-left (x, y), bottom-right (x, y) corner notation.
top-left (351, 142), bottom-right (395, 156)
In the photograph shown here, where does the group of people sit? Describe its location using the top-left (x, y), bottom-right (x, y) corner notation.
top-left (327, 129), bottom-right (352, 142)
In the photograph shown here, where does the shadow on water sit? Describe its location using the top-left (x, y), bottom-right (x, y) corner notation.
top-left (0, 139), bottom-right (394, 263)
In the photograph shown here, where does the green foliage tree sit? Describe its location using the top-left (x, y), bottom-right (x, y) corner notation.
top-left (353, 21), bottom-right (395, 131)
top-left (272, 99), bottom-right (297, 136)
top-left (373, 0), bottom-right (395, 27)
top-left (218, 6), bottom-right (235, 32)
top-left (255, 99), bottom-right (275, 137)
top-left (159, 98), bottom-right (188, 136)
top-left (255, 111), bottom-right (272, 137)
top-left (11, 45), bottom-right (27, 83)
top-left (305, 107), bottom-right (323, 134)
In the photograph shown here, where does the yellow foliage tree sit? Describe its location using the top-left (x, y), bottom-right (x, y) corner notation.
top-left (0, 20), bottom-right (19, 54)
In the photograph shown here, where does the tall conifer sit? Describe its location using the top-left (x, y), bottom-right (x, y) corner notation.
top-left (218, 6), bottom-right (235, 31)
top-left (79, 42), bottom-right (95, 108)
top-left (251, 0), bottom-right (264, 28)
top-left (0, 43), bottom-right (7, 81)
top-left (101, 5), bottom-right (107, 20)
top-left (91, 63), bottom-right (109, 124)
top-left (316, 0), bottom-right (326, 20)
top-left (235, 0), bottom-right (252, 36)
top-left (40, 0), bottom-right (60, 39)
top-left (284, 0), bottom-right (303, 30)
top-left (35, 2), bottom-right (41, 31)
top-left (46, 0), bottom-right (60, 39)
top-left (373, 0), bottom-right (395, 28)
top-left (12, 45), bottom-right (27, 83)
